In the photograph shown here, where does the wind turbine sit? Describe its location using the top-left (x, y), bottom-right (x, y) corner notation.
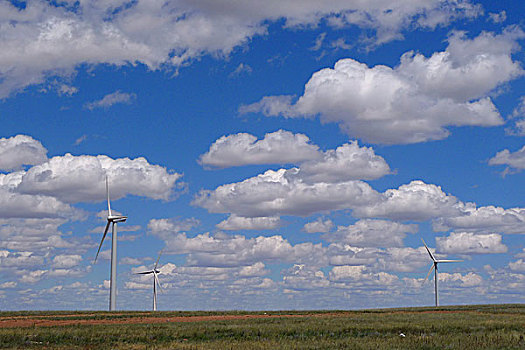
top-left (135, 251), bottom-right (163, 311)
top-left (421, 238), bottom-right (462, 307)
top-left (94, 176), bottom-right (127, 311)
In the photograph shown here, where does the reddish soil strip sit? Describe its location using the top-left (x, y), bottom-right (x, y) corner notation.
top-left (0, 313), bottom-right (345, 328)
top-left (0, 310), bottom-right (478, 328)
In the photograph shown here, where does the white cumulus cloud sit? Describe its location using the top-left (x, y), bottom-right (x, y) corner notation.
top-left (148, 223), bottom-right (327, 268)
top-left (0, 0), bottom-right (481, 97)
top-left (0, 135), bottom-right (47, 171)
top-left (194, 168), bottom-right (380, 218)
top-left (199, 130), bottom-right (321, 168)
top-left (438, 272), bottom-right (482, 287)
top-left (303, 218), bottom-right (334, 233)
top-left (325, 219), bottom-right (418, 247)
top-left (14, 153), bottom-right (183, 203)
top-left (433, 205), bottom-right (525, 234)
top-left (216, 215), bottom-right (283, 231)
top-left (299, 141), bottom-right (391, 182)
top-left (436, 232), bottom-right (507, 254)
top-left (51, 254), bottom-right (83, 269)
top-left (242, 29), bottom-right (524, 144)
top-left (489, 145), bottom-right (525, 175)
top-left (354, 180), bottom-right (461, 221)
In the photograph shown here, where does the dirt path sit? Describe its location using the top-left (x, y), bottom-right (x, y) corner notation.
top-left (0, 309), bottom-right (481, 328)
top-left (0, 312), bottom-right (346, 328)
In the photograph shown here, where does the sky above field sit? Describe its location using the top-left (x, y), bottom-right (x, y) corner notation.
top-left (0, 0), bottom-right (524, 311)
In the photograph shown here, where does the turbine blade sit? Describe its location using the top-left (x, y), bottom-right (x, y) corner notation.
top-left (94, 221), bottom-right (111, 263)
top-left (154, 272), bottom-right (163, 294)
top-left (421, 238), bottom-right (436, 262)
top-left (106, 176), bottom-right (112, 217)
top-left (437, 259), bottom-right (463, 263)
top-left (135, 270), bottom-right (154, 275)
top-left (425, 264), bottom-right (435, 281)
top-left (154, 250), bottom-right (163, 270)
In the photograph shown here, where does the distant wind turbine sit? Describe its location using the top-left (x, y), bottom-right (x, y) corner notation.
top-left (136, 251), bottom-right (163, 311)
top-left (94, 176), bottom-right (127, 311)
top-left (421, 238), bottom-right (462, 307)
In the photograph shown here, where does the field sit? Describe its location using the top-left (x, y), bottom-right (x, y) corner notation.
top-left (0, 304), bottom-right (524, 349)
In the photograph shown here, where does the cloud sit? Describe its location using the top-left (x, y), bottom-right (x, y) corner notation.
top-left (124, 281), bottom-right (152, 290)
top-left (436, 232), bottom-right (507, 255)
top-left (201, 132), bottom-right (390, 183)
top-left (311, 33), bottom-right (326, 51)
top-left (326, 245), bottom-right (381, 267)
top-left (237, 262), bottom-right (268, 277)
top-left (229, 63), bottom-right (252, 77)
top-left (197, 146), bottom-right (525, 238)
top-left (84, 91), bottom-right (136, 110)
top-left (194, 168), bottom-right (380, 218)
top-left (377, 247), bottom-right (430, 272)
top-left (216, 215), bottom-right (283, 231)
top-left (329, 265), bottom-right (398, 287)
top-left (0, 187), bottom-right (78, 220)
top-left (433, 205), bottom-right (525, 234)
top-left (242, 29), bottom-right (524, 144)
top-left (51, 254), bottom-right (83, 269)
top-left (484, 265), bottom-right (525, 296)
top-left (19, 270), bottom-right (47, 284)
top-left (0, 250), bottom-right (44, 268)
top-left (195, 139), bottom-right (393, 220)
top-left (508, 259), bottom-right (525, 272)
top-left (0, 218), bottom-right (79, 253)
top-left (0, 135), bottom-right (47, 171)
top-left (147, 217), bottom-right (200, 240)
top-left (127, 261), bottom-right (277, 298)
top-left (239, 95), bottom-right (296, 117)
top-left (57, 83), bottom-right (78, 96)
top-left (48, 265), bottom-right (90, 278)
top-left (147, 224), bottom-right (327, 268)
top-left (303, 218), bottom-right (333, 233)
top-left (506, 96), bottom-right (525, 136)
top-left (199, 130), bottom-right (321, 168)
top-left (488, 11), bottom-right (506, 24)
top-left (73, 135), bottom-right (88, 146)
top-left (0, 0), bottom-right (481, 97)
top-left (0, 281), bottom-right (16, 289)
top-left (14, 153), bottom-right (183, 203)
top-left (299, 141), bottom-right (391, 182)
top-left (282, 265), bottom-right (330, 291)
top-left (324, 219), bottom-right (418, 247)
top-left (438, 272), bottom-right (482, 287)
top-left (489, 145), bottom-right (525, 175)
top-left (354, 180), bottom-right (461, 221)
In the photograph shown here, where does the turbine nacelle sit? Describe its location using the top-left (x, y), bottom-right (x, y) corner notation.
top-left (108, 215), bottom-right (127, 223)
top-left (136, 269), bottom-right (161, 275)
top-left (421, 238), bottom-right (462, 307)
top-left (135, 251), bottom-right (163, 311)
top-left (94, 177), bottom-right (127, 263)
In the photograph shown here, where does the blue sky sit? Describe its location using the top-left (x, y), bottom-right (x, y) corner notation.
top-left (0, 0), bottom-right (524, 311)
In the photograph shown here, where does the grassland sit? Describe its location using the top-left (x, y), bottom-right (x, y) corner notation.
top-left (0, 304), bottom-right (524, 349)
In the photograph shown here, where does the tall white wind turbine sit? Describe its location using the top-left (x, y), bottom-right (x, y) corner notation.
top-left (421, 238), bottom-right (462, 307)
top-left (94, 176), bottom-right (127, 311)
top-left (136, 251), bottom-right (163, 311)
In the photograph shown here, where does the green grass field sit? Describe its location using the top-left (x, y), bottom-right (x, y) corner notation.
top-left (1, 304), bottom-right (524, 349)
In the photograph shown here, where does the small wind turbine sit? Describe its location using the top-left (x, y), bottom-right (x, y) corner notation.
top-left (136, 251), bottom-right (163, 311)
top-left (421, 238), bottom-right (462, 307)
top-left (94, 176), bottom-right (127, 311)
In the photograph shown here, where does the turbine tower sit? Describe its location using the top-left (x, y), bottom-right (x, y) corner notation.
top-left (94, 176), bottom-right (127, 311)
top-left (421, 238), bottom-right (462, 307)
top-left (136, 251), bottom-right (163, 311)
